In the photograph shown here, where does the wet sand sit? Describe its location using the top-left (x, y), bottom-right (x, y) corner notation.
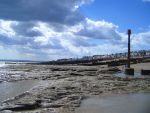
top-left (118, 63), bottom-right (150, 72)
top-left (0, 63), bottom-right (150, 113)
top-left (76, 93), bottom-right (150, 113)
top-left (0, 80), bottom-right (46, 102)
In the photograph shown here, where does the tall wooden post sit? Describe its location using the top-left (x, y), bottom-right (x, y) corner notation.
top-left (127, 29), bottom-right (131, 68)
top-left (125, 29), bottom-right (134, 75)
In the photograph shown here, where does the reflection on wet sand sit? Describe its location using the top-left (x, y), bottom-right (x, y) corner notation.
top-left (76, 93), bottom-right (150, 113)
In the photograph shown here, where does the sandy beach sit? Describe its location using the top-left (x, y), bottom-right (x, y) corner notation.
top-left (0, 63), bottom-right (150, 113)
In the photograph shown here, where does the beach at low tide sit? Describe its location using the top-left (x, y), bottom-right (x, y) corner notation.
top-left (0, 62), bottom-right (150, 113)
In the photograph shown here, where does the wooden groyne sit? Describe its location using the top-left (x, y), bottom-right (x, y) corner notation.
top-left (40, 56), bottom-right (150, 66)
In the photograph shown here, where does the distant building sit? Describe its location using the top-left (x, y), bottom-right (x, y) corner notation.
top-left (56, 50), bottom-right (150, 62)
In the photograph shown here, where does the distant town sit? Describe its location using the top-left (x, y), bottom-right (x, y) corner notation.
top-left (56, 50), bottom-right (150, 62)
top-left (41, 50), bottom-right (150, 65)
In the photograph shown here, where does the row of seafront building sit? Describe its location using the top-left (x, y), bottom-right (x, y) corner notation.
top-left (57, 50), bottom-right (150, 62)
top-left (89, 50), bottom-right (150, 60)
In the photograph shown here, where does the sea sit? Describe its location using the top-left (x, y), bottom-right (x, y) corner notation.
top-left (0, 61), bottom-right (7, 68)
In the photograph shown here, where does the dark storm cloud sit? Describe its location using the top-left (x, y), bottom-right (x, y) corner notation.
top-left (11, 22), bottom-right (42, 37)
top-left (76, 28), bottom-right (122, 40)
top-left (0, 0), bottom-right (86, 25)
top-left (0, 34), bottom-right (31, 45)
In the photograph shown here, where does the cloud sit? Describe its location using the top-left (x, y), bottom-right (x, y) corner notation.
top-left (132, 30), bottom-right (150, 50)
top-left (11, 22), bottom-right (42, 37)
top-left (0, 0), bottom-right (92, 25)
top-left (142, 0), bottom-right (150, 2)
top-left (0, 18), bottom-right (126, 60)
top-left (0, 19), bottom-right (96, 59)
top-left (1, 17), bottom-right (150, 60)
top-left (76, 18), bottom-right (121, 40)
top-left (0, 19), bottom-right (16, 37)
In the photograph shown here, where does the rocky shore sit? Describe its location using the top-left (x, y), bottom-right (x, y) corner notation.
top-left (0, 63), bottom-right (150, 113)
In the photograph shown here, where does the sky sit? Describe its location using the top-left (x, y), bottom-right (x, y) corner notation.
top-left (0, 0), bottom-right (150, 61)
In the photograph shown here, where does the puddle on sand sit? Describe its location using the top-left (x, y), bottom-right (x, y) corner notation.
top-left (0, 80), bottom-right (46, 102)
top-left (76, 93), bottom-right (150, 113)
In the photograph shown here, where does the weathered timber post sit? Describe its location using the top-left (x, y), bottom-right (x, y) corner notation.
top-left (125, 29), bottom-right (134, 75)
top-left (127, 29), bottom-right (131, 68)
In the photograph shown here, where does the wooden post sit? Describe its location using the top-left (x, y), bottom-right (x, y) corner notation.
top-left (125, 29), bottom-right (134, 75)
top-left (127, 29), bottom-right (131, 68)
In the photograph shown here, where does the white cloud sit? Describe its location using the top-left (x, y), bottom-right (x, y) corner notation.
top-left (132, 30), bottom-right (150, 48)
top-left (0, 20), bottom-right (16, 37)
top-left (143, 0), bottom-right (150, 2)
top-left (0, 18), bottom-right (150, 60)
top-left (76, 18), bottom-right (121, 40)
